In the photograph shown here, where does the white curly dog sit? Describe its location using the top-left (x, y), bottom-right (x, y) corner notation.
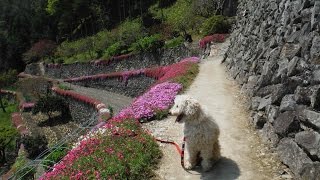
top-left (169, 95), bottom-right (221, 171)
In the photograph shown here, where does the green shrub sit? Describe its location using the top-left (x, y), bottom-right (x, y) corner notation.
top-left (154, 109), bottom-right (169, 120)
top-left (55, 33), bottom-right (109, 64)
top-left (118, 19), bottom-right (146, 46)
top-left (0, 127), bottom-right (18, 163)
top-left (33, 95), bottom-right (71, 123)
top-left (54, 19), bottom-right (146, 64)
top-left (149, 0), bottom-right (193, 32)
top-left (108, 105), bottom-right (114, 117)
top-left (201, 15), bottom-right (231, 36)
top-left (58, 84), bottom-right (72, 90)
top-left (11, 149), bottom-right (36, 179)
top-left (191, 0), bottom-right (220, 17)
top-left (164, 36), bottom-right (184, 49)
top-left (22, 135), bottom-right (48, 159)
top-left (63, 51), bottom-right (99, 64)
top-left (23, 40), bottom-right (57, 64)
top-left (94, 30), bottom-right (118, 51)
top-left (0, 102), bottom-right (18, 127)
top-left (55, 58), bottom-right (64, 64)
top-left (102, 42), bottom-right (125, 59)
top-left (129, 34), bottom-right (163, 52)
top-left (0, 69), bottom-right (18, 87)
top-left (42, 146), bottom-right (68, 170)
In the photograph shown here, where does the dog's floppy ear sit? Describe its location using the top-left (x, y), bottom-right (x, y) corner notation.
top-left (185, 98), bottom-right (200, 116)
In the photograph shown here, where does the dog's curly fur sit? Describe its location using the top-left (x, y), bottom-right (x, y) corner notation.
top-left (170, 95), bottom-right (221, 171)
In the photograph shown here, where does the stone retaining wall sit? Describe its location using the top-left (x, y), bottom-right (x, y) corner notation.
top-left (52, 87), bottom-right (110, 126)
top-left (25, 45), bottom-right (194, 79)
top-left (224, 0), bottom-right (320, 179)
top-left (70, 75), bottom-right (155, 98)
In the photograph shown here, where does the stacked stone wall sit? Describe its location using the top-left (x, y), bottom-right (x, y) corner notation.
top-left (224, 0), bottom-right (320, 179)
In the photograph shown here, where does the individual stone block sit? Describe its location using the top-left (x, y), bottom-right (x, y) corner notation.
top-left (280, 94), bottom-right (297, 112)
top-left (277, 138), bottom-right (314, 178)
top-left (310, 86), bottom-right (320, 110)
top-left (303, 109), bottom-right (320, 129)
top-left (274, 111), bottom-right (300, 136)
top-left (258, 96), bottom-right (272, 111)
top-left (261, 122), bottom-right (280, 147)
top-left (253, 111), bottom-right (267, 129)
top-left (287, 57), bottom-right (300, 76)
top-left (280, 43), bottom-right (301, 59)
top-left (266, 105), bottom-right (280, 123)
top-left (294, 86), bottom-right (312, 105)
top-left (295, 130), bottom-right (320, 159)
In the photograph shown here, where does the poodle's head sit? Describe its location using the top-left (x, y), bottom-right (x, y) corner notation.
top-left (169, 95), bottom-right (201, 123)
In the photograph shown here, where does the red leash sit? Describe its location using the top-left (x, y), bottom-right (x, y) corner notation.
top-left (155, 137), bottom-right (186, 169)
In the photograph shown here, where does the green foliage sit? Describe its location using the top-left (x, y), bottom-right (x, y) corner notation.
top-left (191, 0), bottom-right (221, 17)
top-left (0, 127), bottom-right (18, 150)
top-left (154, 109), bottom-right (169, 120)
top-left (0, 102), bottom-right (18, 128)
top-left (56, 35), bottom-right (100, 64)
top-left (11, 149), bottom-right (36, 179)
top-left (0, 0), bottom-right (56, 72)
top-left (0, 69), bottom-right (18, 88)
top-left (21, 135), bottom-right (48, 159)
top-left (58, 84), bottom-right (73, 90)
top-left (42, 145), bottom-right (68, 170)
top-left (102, 42), bottom-right (124, 59)
top-left (32, 95), bottom-right (71, 122)
top-left (118, 19), bottom-right (146, 46)
top-left (164, 36), bottom-right (184, 49)
top-left (173, 63), bottom-right (199, 90)
top-left (201, 15), bottom-right (231, 36)
top-left (129, 34), bottom-right (163, 52)
top-left (46, 0), bottom-right (60, 15)
top-left (108, 105), bottom-right (114, 117)
top-left (0, 69), bottom-right (18, 112)
top-left (55, 19), bottom-right (146, 63)
top-left (53, 118), bottom-right (161, 179)
top-left (0, 127), bottom-right (18, 163)
top-left (150, 0), bottom-right (193, 32)
top-left (23, 39), bottom-right (57, 64)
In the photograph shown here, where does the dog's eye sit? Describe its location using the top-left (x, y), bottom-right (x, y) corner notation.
top-left (176, 105), bottom-right (178, 107)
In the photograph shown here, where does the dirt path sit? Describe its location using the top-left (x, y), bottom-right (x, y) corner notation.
top-left (62, 83), bottom-right (133, 114)
top-left (144, 54), bottom-right (291, 180)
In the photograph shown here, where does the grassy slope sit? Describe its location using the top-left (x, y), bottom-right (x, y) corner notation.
top-left (0, 103), bottom-right (18, 127)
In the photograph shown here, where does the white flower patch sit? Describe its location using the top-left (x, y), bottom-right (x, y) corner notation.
top-left (71, 125), bottom-right (109, 149)
top-left (99, 108), bottom-right (110, 114)
top-left (96, 103), bottom-right (106, 110)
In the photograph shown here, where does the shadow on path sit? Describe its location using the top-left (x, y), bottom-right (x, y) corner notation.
top-left (200, 157), bottom-right (240, 180)
top-left (180, 157), bottom-right (240, 180)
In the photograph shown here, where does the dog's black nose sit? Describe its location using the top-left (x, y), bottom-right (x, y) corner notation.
top-left (168, 112), bottom-right (172, 115)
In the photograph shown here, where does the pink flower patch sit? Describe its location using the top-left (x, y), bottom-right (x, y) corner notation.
top-left (115, 82), bottom-right (182, 120)
top-left (199, 34), bottom-right (228, 48)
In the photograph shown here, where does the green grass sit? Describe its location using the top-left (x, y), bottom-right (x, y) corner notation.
top-left (58, 84), bottom-right (73, 90)
top-left (0, 102), bottom-right (18, 127)
top-left (174, 63), bottom-right (199, 90)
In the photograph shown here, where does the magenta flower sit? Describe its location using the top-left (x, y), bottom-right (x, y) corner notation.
top-left (116, 82), bottom-right (182, 120)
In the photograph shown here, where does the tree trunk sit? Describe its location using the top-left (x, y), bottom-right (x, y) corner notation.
top-left (0, 148), bottom-right (6, 163)
top-left (0, 95), bottom-right (6, 113)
